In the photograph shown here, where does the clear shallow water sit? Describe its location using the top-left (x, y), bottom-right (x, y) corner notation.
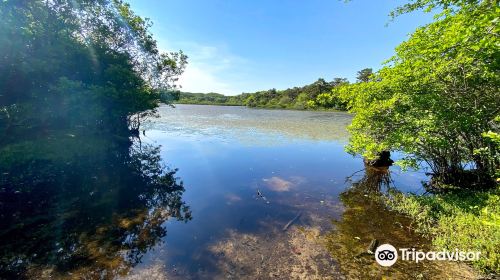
top-left (126, 104), bottom-right (448, 279)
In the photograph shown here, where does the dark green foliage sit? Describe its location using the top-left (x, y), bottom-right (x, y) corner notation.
top-left (176, 77), bottom-right (351, 111)
top-left (177, 91), bottom-right (243, 105)
top-left (240, 78), bottom-right (343, 110)
top-left (355, 68), bottom-right (373, 83)
top-left (0, 0), bottom-right (187, 140)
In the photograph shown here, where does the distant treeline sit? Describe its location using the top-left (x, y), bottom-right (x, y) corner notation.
top-left (174, 69), bottom-right (373, 111)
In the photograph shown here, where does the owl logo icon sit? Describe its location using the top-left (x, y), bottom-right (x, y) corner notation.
top-left (375, 244), bottom-right (398, 266)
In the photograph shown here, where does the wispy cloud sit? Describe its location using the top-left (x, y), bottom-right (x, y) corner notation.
top-left (163, 42), bottom-right (248, 95)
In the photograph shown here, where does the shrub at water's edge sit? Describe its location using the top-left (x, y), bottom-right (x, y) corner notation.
top-left (337, 0), bottom-right (499, 189)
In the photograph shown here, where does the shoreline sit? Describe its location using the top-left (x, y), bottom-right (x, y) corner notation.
top-left (172, 102), bottom-right (348, 113)
top-left (385, 188), bottom-right (500, 276)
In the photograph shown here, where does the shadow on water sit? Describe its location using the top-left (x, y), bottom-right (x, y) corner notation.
top-left (0, 133), bottom-right (191, 279)
top-left (324, 165), bottom-right (478, 279)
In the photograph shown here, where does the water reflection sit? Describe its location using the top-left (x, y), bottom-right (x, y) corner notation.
top-left (324, 166), bottom-right (478, 279)
top-left (0, 134), bottom-right (191, 279)
top-left (131, 105), bottom-right (432, 278)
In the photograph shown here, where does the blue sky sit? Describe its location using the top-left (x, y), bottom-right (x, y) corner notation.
top-left (127, 0), bottom-right (433, 95)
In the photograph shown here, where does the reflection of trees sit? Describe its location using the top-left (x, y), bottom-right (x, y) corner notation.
top-left (324, 166), bottom-right (448, 279)
top-left (344, 165), bottom-right (393, 196)
top-left (0, 135), bottom-right (191, 279)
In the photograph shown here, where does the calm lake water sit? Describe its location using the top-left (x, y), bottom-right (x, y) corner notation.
top-left (0, 104), bottom-right (478, 279)
top-left (131, 105), bottom-right (471, 279)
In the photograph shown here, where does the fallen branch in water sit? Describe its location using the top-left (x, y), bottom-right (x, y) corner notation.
top-left (282, 211), bottom-right (302, 231)
top-left (256, 189), bottom-right (270, 204)
top-left (344, 168), bottom-right (366, 184)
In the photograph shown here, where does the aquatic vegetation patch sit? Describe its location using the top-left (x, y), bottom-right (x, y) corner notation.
top-left (208, 227), bottom-right (342, 279)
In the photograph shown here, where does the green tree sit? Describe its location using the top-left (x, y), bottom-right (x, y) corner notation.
top-left (330, 77), bottom-right (349, 87)
top-left (174, 78), bottom-right (350, 111)
top-left (0, 0), bottom-right (187, 139)
top-left (356, 68), bottom-right (373, 83)
top-left (338, 0), bottom-right (499, 188)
